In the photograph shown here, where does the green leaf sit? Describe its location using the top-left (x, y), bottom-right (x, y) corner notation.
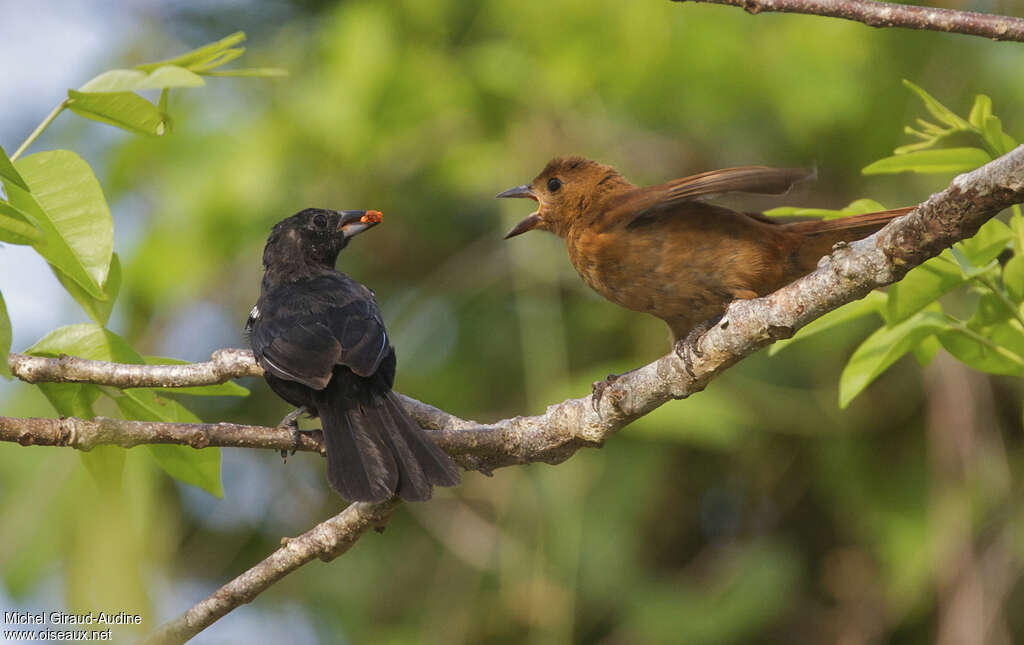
top-left (26, 324), bottom-right (223, 496)
top-left (938, 322), bottom-right (1024, 376)
top-left (957, 218), bottom-right (1012, 267)
top-left (190, 48), bottom-right (245, 72)
top-left (27, 329), bottom-right (107, 416)
top-left (0, 291), bottom-right (10, 379)
top-left (1004, 255), bottom-right (1024, 303)
top-left (770, 291), bottom-right (886, 355)
top-left (135, 32), bottom-right (246, 72)
top-left (0, 144), bottom-right (29, 191)
top-left (54, 253), bottom-right (122, 326)
top-left (886, 254), bottom-right (966, 325)
top-left (893, 140), bottom-right (939, 155)
top-left (146, 445), bottom-right (222, 497)
top-left (839, 310), bottom-right (948, 408)
top-left (844, 198), bottom-right (889, 214)
top-left (970, 291), bottom-right (1015, 328)
top-left (763, 206), bottom-right (843, 219)
top-left (765, 199), bottom-right (888, 221)
top-left (947, 247), bottom-right (994, 280)
top-left (36, 383), bottom-right (102, 418)
top-left (863, 148), bottom-right (991, 176)
top-left (79, 445), bottom-right (126, 490)
top-left (78, 65), bottom-right (204, 92)
top-left (902, 80), bottom-right (972, 132)
top-left (1013, 208), bottom-right (1024, 255)
top-left (981, 115), bottom-right (1017, 157)
top-left (968, 94), bottom-right (992, 129)
top-left (67, 90), bottom-right (168, 136)
top-left (142, 356), bottom-right (251, 396)
top-left (911, 334), bottom-right (941, 367)
top-left (157, 89), bottom-right (174, 134)
top-left (201, 67), bottom-right (289, 78)
top-left (3, 150), bottom-right (113, 299)
top-left (119, 388), bottom-right (202, 423)
top-left (28, 323), bottom-right (135, 362)
top-left (113, 391), bottom-right (223, 497)
top-left (0, 200), bottom-right (44, 245)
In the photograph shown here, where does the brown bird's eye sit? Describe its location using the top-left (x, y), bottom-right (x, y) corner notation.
top-left (547, 177), bottom-right (563, 193)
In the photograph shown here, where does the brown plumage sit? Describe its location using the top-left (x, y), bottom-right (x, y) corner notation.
top-left (498, 156), bottom-right (911, 343)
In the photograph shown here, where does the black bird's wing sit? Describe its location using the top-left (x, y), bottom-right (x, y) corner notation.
top-left (250, 273), bottom-right (389, 390)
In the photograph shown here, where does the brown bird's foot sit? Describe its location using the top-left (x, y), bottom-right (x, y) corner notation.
top-left (591, 368), bottom-right (639, 413)
top-left (674, 317), bottom-right (720, 378)
top-left (278, 406), bottom-right (309, 461)
top-left (592, 373), bottom-right (620, 413)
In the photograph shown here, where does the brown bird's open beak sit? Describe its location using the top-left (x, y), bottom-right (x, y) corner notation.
top-left (337, 210), bottom-right (382, 239)
top-left (496, 184), bottom-right (542, 239)
top-left (503, 214), bottom-right (542, 239)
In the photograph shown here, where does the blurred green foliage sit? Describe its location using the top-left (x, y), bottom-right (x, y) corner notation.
top-left (2, 1), bottom-right (1024, 643)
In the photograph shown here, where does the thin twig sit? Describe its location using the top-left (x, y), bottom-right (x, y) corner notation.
top-left (8, 348), bottom-right (261, 387)
top-left (136, 499), bottom-right (401, 645)
top-left (673, 0), bottom-right (1024, 42)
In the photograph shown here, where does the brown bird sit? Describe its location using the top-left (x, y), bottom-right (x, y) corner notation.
top-left (497, 156), bottom-right (911, 373)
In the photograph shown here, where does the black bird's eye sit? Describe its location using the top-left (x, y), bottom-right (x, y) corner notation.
top-left (547, 177), bottom-right (563, 193)
top-left (313, 213), bottom-right (328, 229)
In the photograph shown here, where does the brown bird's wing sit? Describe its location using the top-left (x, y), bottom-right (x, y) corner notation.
top-left (598, 166), bottom-right (814, 230)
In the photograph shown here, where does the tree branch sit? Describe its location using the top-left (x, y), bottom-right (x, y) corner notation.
top-left (4, 146), bottom-right (1022, 645)
top-left (672, 0), bottom-right (1024, 42)
top-left (0, 414), bottom-right (326, 454)
top-left (7, 348), bottom-right (261, 387)
top-left (136, 499), bottom-right (401, 645)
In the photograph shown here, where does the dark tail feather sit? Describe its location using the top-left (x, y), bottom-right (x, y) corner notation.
top-left (377, 392), bottom-right (461, 502)
top-left (318, 392), bottom-right (460, 503)
top-left (319, 398), bottom-right (398, 503)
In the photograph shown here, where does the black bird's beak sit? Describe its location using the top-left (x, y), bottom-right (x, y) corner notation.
top-left (337, 210), bottom-right (382, 239)
top-left (496, 184), bottom-right (542, 239)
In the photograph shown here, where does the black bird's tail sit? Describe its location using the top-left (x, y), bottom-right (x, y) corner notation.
top-left (317, 390), bottom-right (460, 503)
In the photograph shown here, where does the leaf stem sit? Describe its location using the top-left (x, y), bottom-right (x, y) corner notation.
top-left (975, 274), bottom-right (1024, 330)
top-left (11, 100), bottom-right (70, 161)
top-left (943, 313), bottom-right (1024, 368)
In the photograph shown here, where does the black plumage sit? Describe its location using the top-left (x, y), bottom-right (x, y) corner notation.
top-left (247, 208), bottom-right (460, 502)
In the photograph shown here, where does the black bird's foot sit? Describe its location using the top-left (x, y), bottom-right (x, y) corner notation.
top-left (278, 406), bottom-right (309, 461)
top-left (674, 317), bottom-right (719, 378)
top-left (592, 373), bottom-right (621, 413)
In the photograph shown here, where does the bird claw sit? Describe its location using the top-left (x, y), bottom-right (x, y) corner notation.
top-left (674, 321), bottom-right (714, 378)
top-left (277, 406), bottom-right (309, 461)
top-left (591, 373), bottom-right (621, 413)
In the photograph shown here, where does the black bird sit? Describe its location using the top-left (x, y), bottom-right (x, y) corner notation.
top-left (247, 208), bottom-right (460, 502)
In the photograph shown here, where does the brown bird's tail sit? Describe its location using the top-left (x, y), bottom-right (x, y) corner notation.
top-left (783, 206), bottom-right (915, 274)
top-left (783, 206), bottom-right (915, 237)
top-left (318, 391), bottom-right (461, 503)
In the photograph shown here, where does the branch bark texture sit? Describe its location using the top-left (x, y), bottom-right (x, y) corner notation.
top-left (673, 0), bottom-right (1024, 42)
top-left (4, 146), bottom-right (1023, 644)
top-left (7, 348), bottom-right (261, 387)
